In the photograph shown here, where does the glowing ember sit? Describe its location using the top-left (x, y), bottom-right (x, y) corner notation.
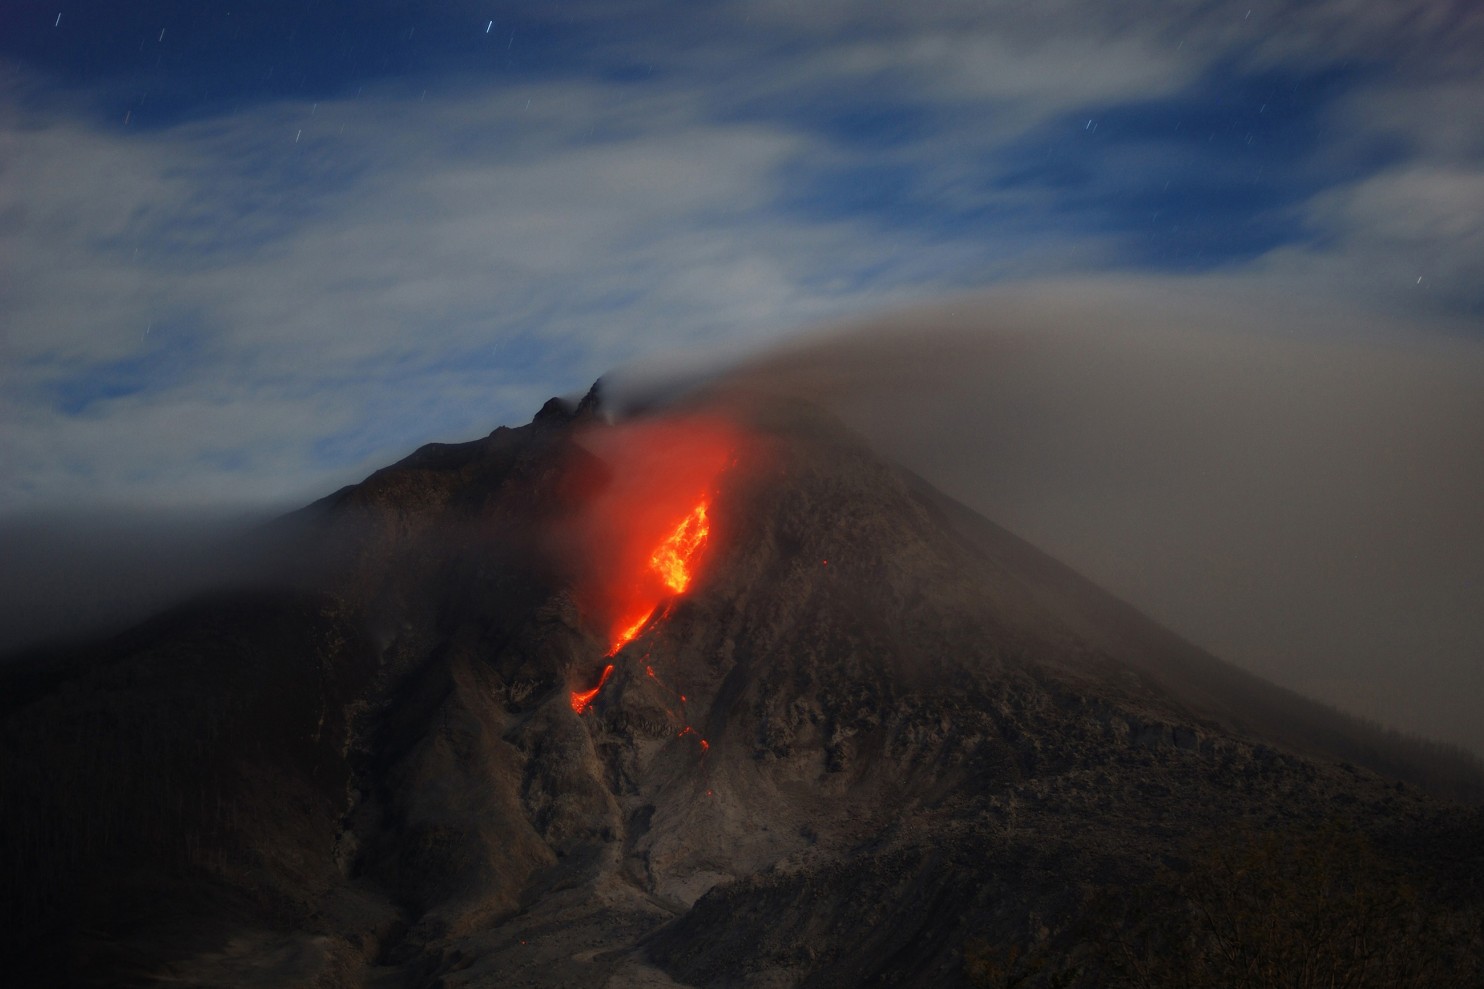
top-left (570, 663), bottom-right (613, 714)
top-left (676, 725), bottom-right (708, 753)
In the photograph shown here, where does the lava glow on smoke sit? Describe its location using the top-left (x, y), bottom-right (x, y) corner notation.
top-left (563, 415), bottom-right (747, 713)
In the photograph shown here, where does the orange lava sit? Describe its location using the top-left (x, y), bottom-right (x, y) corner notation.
top-left (651, 500), bottom-right (709, 595)
top-left (560, 415), bottom-right (755, 716)
top-left (604, 497), bottom-right (712, 653)
top-left (565, 417), bottom-right (743, 654)
top-left (570, 663), bottom-right (613, 714)
top-left (602, 494), bottom-right (711, 652)
top-left (609, 610), bottom-right (655, 654)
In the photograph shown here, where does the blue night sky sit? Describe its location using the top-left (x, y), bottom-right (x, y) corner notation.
top-left (2, 0), bottom-right (1482, 509)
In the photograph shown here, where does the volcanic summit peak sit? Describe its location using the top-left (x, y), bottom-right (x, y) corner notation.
top-left (533, 376), bottom-right (612, 428)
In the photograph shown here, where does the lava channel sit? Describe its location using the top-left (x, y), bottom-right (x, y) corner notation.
top-left (570, 663), bottom-right (613, 715)
top-left (607, 496), bottom-right (710, 654)
top-left (562, 415), bottom-right (746, 713)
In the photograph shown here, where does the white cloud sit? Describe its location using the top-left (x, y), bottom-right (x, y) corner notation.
top-left (0, 123), bottom-right (194, 363)
top-left (732, 0), bottom-right (1484, 70)
top-left (1321, 166), bottom-right (1484, 249)
top-left (1344, 79), bottom-right (1484, 164)
top-left (6, 0), bottom-right (1484, 512)
top-left (0, 79), bottom-right (998, 511)
top-left (1242, 165), bottom-right (1484, 313)
top-left (873, 31), bottom-right (1192, 110)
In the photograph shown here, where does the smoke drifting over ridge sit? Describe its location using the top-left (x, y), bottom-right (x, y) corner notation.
top-left (612, 277), bottom-right (1484, 756)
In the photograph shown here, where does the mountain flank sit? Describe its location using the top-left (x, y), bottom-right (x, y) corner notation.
top-left (3, 386), bottom-right (1481, 988)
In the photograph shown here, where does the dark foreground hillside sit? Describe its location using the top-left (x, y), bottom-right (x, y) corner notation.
top-left (3, 386), bottom-right (1481, 988)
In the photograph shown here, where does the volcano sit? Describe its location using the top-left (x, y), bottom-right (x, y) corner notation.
top-left (3, 384), bottom-right (1482, 988)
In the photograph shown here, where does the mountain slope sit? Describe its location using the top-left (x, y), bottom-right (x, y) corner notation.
top-left (2, 386), bottom-right (1480, 988)
top-left (914, 477), bottom-right (1484, 801)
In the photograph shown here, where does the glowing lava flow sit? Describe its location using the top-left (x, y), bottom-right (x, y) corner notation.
top-left (570, 494), bottom-right (714, 713)
top-left (606, 496), bottom-right (711, 655)
top-left (570, 663), bottom-right (613, 714)
top-left (563, 415), bottom-right (750, 719)
top-left (609, 612), bottom-right (653, 655)
top-left (650, 500), bottom-right (708, 595)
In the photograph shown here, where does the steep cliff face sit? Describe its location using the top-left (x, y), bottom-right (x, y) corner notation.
top-left (3, 387), bottom-right (1480, 988)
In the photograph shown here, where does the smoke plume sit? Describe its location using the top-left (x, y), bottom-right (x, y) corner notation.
top-left (612, 276), bottom-right (1484, 755)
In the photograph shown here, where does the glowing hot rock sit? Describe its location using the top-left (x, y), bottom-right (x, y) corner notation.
top-left (569, 500), bottom-right (711, 712)
top-left (651, 500), bottom-right (708, 595)
top-left (570, 664), bottom-right (613, 714)
top-left (564, 416), bottom-right (745, 715)
top-left (607, 496), bottom-right (711, 654)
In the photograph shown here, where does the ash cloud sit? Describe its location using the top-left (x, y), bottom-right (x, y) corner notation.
top-left (622, 276), bottom-right (1484, 755)
top-left (0, 508), bottom-right (284, 658)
